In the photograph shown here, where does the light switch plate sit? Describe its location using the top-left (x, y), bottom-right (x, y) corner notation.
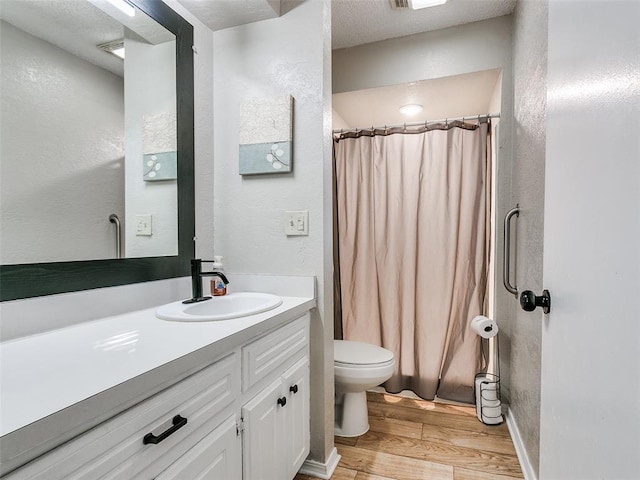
top-left (285, 210), bottom-right (308, 236)
top-left (136, 214), bottom-right (152, 236)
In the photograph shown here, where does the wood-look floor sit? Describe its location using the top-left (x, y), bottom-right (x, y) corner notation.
top-left (296, 391), bottom-right (523, 480)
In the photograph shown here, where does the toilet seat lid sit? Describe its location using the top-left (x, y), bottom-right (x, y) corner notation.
top-left (334, 340), bottom-right (394, 366)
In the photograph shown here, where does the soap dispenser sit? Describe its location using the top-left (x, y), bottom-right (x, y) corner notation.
top-left (210, 256), bottom-right (227, 296)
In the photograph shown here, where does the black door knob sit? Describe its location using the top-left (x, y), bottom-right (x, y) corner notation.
top-left (277, 396), bottom-right (287, 407)
top-left (520, 289), bottom-right (551, 314)
top-left (289, 385), bottom-right (298, 394)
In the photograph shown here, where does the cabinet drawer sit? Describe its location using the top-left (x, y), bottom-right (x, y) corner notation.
top-left (5, 353), bottom-right (239, 480)
top-left (241, 314), bottom-right (309, 392)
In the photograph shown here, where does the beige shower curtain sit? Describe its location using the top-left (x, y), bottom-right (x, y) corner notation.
top-left (334, 122), bottom-right (490, 404)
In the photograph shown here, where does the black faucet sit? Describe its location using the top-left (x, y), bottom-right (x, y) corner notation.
top-left (183, 259), bottom-right (230, 304)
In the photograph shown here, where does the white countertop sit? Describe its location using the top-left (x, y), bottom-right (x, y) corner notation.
top-left (0, 285), bottom-right (315, 473)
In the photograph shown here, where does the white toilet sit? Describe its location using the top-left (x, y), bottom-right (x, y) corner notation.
top-left (334, 340), bottom-right (395, 437)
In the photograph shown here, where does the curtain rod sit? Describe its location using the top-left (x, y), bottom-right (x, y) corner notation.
top-left (332, 112), bottom-right (500, 135)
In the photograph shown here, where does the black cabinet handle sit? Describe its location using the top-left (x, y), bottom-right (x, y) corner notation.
top-left (277, 396), bottom-right (287, 407)
top-left (143, 415), bottom-right (188, 445)
top-left (290, 384), bottom-right (298, 394)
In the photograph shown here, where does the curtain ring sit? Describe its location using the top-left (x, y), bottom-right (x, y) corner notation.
top-left (445, 118), bottom-right (448, 128)
top-left (403, 123), bottom-right (407, 132)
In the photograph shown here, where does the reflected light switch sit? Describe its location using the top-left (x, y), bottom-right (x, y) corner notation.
top-left (285, 211), bottom-right (308, 236)
top-left (136, 214), bottom-right (152, 236)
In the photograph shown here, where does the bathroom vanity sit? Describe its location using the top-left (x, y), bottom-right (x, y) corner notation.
top-left (0, 279), bottom-right (315, 479)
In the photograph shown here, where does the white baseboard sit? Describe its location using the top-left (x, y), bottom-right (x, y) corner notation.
top-left (505, 407), bottom-right (538, 480)
top-left (299, 447), bottom-right (341, 479)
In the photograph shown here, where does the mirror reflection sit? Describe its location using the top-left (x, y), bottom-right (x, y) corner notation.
top-left (0, 0), bottom-right (178, 265)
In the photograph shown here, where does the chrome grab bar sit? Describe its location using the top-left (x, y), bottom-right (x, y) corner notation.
top-left (503, 205), bottom-right (519, 296)
top-left (109, 214), bottom-right (122, 259)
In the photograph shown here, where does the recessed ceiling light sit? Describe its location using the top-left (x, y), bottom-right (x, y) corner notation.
top-left (409, 0), bottom-right (448, 9)
top-left (399, 104), bottom-right (424, 115)
top-left (98, 40), bottom-right (125, 59)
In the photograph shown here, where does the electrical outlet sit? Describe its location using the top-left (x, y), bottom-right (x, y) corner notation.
top-left (285, 211), bottom-right (309, 236)
top-left (136, 214), bottom-right (152, 236)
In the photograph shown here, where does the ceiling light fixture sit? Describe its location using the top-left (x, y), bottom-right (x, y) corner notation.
top-left (399, 104), bottom-right (424, 115)
top-left (409, 0), bottom-right (448, 9)
top-left (106, 0), bottom-right (136, 17)
top-left (98, 40), bottom-right (126, 59)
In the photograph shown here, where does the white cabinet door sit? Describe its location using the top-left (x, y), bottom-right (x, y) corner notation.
top-left (281, 357), bottom-right (309, 479)
top-left (241, 379), bottom-right (284, 480)
top-left (155, 415), bottom-right (241, 480)
top-left (242, 356), bottom-right (310, 480)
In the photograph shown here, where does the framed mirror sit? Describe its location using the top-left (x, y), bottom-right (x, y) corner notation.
top-left (0, 0), bottom-right (194, 301)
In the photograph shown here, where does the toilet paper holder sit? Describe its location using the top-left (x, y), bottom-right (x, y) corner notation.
top-left (475, 372), bottom-right (503, 425)
top-left (520, 289), bottom-right (551, 314)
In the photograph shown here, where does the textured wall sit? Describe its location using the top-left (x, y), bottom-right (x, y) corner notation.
top-left (0, 20), bottom-right (124, 264)
top-left (212, 0), bottom-right (334, 465)
top-left (509, 0), bottom-right (548, 475)
top-left (333, 16), bottom-right (513, 95)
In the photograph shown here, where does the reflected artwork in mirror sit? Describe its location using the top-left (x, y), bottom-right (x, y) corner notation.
top-left (0, 0), bottom-right (194, 301)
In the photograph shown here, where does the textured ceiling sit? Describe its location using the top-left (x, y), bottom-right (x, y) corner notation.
top-left (0, 0), bottom-right (173, 77)
top-left (175, 0), bottom-right (280, 31)
top-left (332, 0), bottom-right (517, 49)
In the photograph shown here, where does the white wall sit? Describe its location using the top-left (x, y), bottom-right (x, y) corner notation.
top-left (212, 0), bottom-right (334, 466)
top-left (124, 35), bottom-right (178, 258)
top-left (509, 1), bottom-right (548, 476)
top-left (0, 20), bottom-right (124, 264)
top-left (540, 0), bottom-right (640, 478)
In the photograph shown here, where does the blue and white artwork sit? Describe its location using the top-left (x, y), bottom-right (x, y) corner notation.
top-left (239, 95), bottom-right (293, 175)
top-left (143, 151), bottom-right (177, 181)
top-left (142, 111), bottom-right (177, 181)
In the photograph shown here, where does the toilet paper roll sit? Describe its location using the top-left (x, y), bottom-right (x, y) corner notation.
top-left (475, 375), bottom-right (499, 402)
top-left (470, 315), bottom-right (499, 339)
top-left (481, 404), bottom-right (503, 424)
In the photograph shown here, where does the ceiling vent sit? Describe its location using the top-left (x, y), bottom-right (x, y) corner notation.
top-left (389, 0), bottom-right (410, 8)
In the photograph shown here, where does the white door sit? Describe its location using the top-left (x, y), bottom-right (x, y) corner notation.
top-left (540, 1), bottom-right (640, 478)
top-left (242, 379), bottom-right (284, 480)
top-left (155, 416), bottom-right (242, 480)
top-left (281, 357), bottom-right (310, 478)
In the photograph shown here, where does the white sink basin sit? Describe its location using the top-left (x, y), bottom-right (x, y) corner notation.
top-left (156, 292), bottom-right (283, 322)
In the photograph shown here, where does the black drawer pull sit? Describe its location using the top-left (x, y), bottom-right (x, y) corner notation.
top-left (143, 415), bottom-right (188, 445)
top-left (289, 384), bottom-right (298, 394)
top-left (277, 396), bottom-right (287, 407)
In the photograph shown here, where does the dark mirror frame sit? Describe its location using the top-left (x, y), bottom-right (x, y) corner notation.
top-left (0, 0), bottom-right (195, 302)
